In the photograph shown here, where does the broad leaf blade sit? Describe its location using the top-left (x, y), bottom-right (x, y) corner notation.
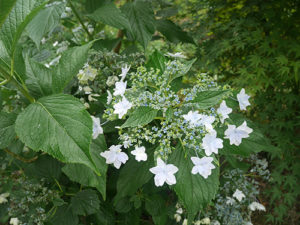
top-left (71, 189), bottom-right (100, 216)
top-left (0, 0), bottom-right (17, 28)
top-left (146, 50), bottom-right (166, 73)
top-left (0, 112), bottom-right (17, 148)
top-left (121, 106), bottom-right (158, 128)
top-left (15, 94), bottom-right (98, 173)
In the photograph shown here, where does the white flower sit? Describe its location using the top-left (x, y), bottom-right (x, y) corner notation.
top-left (233, 189), bottom-right (245, 202)
top-left (224, 121), bottom-right (253, 146)
top-left (10, 218), bottom-right (19, 225)
top-left (249, 202), bottom-right (266, 211)
top-left (174, 214), bottom-right (182, 222)
top-left (113, 97), bottom-right (133, 119)
top-left (182, 219), bottom-right (188, 225)
top-left (200, 217), bottom-right (211, 224)
top-left (0, 193), bottom-right (9, 204)
top-left (119, 65), bottom-right (130, 81)
top-left (176, 208), bottom-right (183, 214)
top-left (88, 93), bottom-right (100, 102)
top-left (100, 145), bottom-right (128, 169)
top-left (165, 52), bottom-right (187, 58)
top-left (131, 146), bottom-right (147, 162)
top-left (83, 86), bottom-right (92, 94)
top-left (191, 156), bottom-right (215, 179)
top-left (107, 90), bottom-right (112, 105)
top-left (195, 221), bottom-right (201, 225)
top-left (244, 222), bottom-right (253, 225)
top-left (113, 80), bottom-right (127, 96)
top-left (198, 114), bottom-right (215, 131)
top-left (237, 88), bottom-right (250, 110)
top-left (182, 111), bottom-right (202, 127)
top-left (77, 64), bottom-right (97, 84)
top-left (149, 158), bottom-right (178, 186)
top-left (211, 221), bottom-right (221, 225)
top-left (217, 100), bottom-right (232, 123)
top-left (226, 197), bottom-right (236, 205)
top-left (123, 139), bottom-right (131, 149)
top-left (202, 130), bottom-right (223, 156)
top-left (91, 116), bottom-right (103, 139)
top-left (106, 75), bottom-right (119, 86)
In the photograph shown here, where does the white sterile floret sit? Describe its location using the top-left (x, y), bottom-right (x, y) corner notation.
top-left (200, 217), bottom-right (211, 224)
top-left (224, 121), bottom-right (253, 146)
top-left (149, 158), bottom-right (178, 186)
top-left (10, 218), bottom-right (19, 225)
top-left (176, 208), bottom-right (183, 214)
top-left (100, 145), bottom-right (128, 169)
top-left (119, 65), bottom-right (130, 81)
top-left (226, 197), bottom-right (236, 205)
top-left (165, 52), bottom-right (187, 58)
top-left (202, 130), bottom-right (223, 156)
top-left (182, 111), bottom-right (202, 127)
top-left (182, 219), bottom-right (188, 225)
top-left (91, 116), bottom-right (103, 139)
top-left (107, 90), bottom-right (112, 105)
top-left (198, 114), bottom-right (215, 132)
top-left (248, 202), bottom-right (266, 211)
top-left (237, 88), bottom-right (250, 110)
top-left (174, 214), bottom-right (181, 222)
top-left (191, 156), bottom-right (215, 179)
top-left (217, 100), bottom-right (232, 123)
top-left (131, 146), bottom-right (147, 162)
top-left (0, 193), bottom-right (9, 204)
top-left (106, 75), bottom-right (119, 86)
top-left (233, 189), bottom-right (245, 202)
top-left (113, 80), bottom-right (127, 96)
top-left (77, 64), bottom-right (97, 84)
top-left (113, 97), bottom-right (133, 119)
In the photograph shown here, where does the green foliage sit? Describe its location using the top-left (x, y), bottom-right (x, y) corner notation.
top-left (121, 106), bottom-right (158, 128)
top-left (0, 112), bottom-right (17, 148)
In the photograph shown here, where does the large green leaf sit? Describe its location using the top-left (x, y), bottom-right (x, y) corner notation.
top-left (26, 2), bottom-right (65, 48)
top-left (15, 94), bottom-right (98, 173)
top-left (0, 0), bottom-right (46, 57)
top-left (62, 135), bottom-right (108, 200)
top-left (50, 205), bottom-right (79, 225)
top-left (146, 50), bottom-right (166, 74)
top-left (145, 194), bottom-right (168, 225)
top-left (122, 0), bottom-right (155, 49)
top-left (121, 106), bottom-right (158, 128)
top-left (88, 1), bottom-right (130, 30)
top-left (0, 0), bottom-right (17, 28)
top-left (71, 189), bottom-right (100, 216)
top-left (0, 112), bottom-right (17, 148)
top-left (169, 145), bottom-right (219, 222)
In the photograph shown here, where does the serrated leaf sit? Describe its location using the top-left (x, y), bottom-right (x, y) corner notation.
top-left (146, 50), bottom-right (166, 73)
top-left (121, 106), bottom-right (158, 128)
top-left (15, 94), bottom-right (98, 174)
top-left (0, 0), bottom-right (17, 28)
top-left (122, 0), bottom-right (155, 49)
top-left (50, 205), bottom-right (78, 225)
top-left (169, 144), bottom-right (219, 221)
top-left (71, 189), bottom-right (100, 216)
top-left (27, 2), bottom-right (65, 48)
top-left (0, 112), bottom-right (17, 148)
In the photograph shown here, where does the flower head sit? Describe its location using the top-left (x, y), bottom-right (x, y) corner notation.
top-left (91, 116), bottom-right (103, 139)
top-left (224, 121), bottom-right (253, 146)
top-left (113, 97), bottom-right (133, 119)
top-left (202, 131), bottom-right (223, 156)
top-left (131, 146), bottom-right (147, 162)
top-left (233, 189), bottom-right (245, 202)
top-left (119, 65), bottom-right (130, 81)
top-left (100, 145), bottom-right (128, 169)
top-left (113, 80), bottom-right (127, 96)
top-left (237, 88), bottom-right (250, 110)
top-left (191, 156), bottom-right (215, 179)
top-left (226, 197), bottom-right (236, 205)
top-left (150, 158), bottom-right (178, 186)
top-left (217, 100), bottom-right (232, 123)
top-left (10, 218), bottom-right (19, 225)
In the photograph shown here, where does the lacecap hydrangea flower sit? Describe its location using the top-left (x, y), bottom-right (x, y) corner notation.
top-left (150, 158), bottom-right (178, 186)
top-left (100, 145), bottom-right (128, 169)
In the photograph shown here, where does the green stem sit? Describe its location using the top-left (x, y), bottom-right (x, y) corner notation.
top-left (154, 116), bottom-right (165, 121)
top-left (3, 148), bottom-right (38, 163)
top-left (0, 78), bottom-right (10, 86)
top-left (67, 0), bottom-right (93, 41)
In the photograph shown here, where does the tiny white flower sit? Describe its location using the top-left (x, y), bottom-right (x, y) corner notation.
top-left (226, 197), bottom-right (236, 205)
top-left (237, 88), bottom-right (250, 110)
top-left (83, 86), bottom-right (92, 94)
top-left (113, 80), bottom-right (127, 96)
top-left (200, 217), bottom-right (211, 224)
top-left (113, 97), bottom-right (133, 119)
top-left (91, 116), bottom-right (103, 139)
top-left (176, 208), bottom-right (183, 214)
top-left (123, 139), bottom-right (131, 149)
top-left (182, 219), bottom-right (188, 225)
top-left (195, 221), bottom-right (201, 225)
top-left (202, 130), bottom-right (223, 156)
top-left (211, 221), bottom-right (221, 225)
top-left (107, 90), bottom-right (112, 105)
top-left (119, 65), bottom-right (130, 81)
top-left (100, 145), bottom-right (128, 169)
top-left (106, 75), bottom-right (119, 86)
top-left (191, 156), bottom-right (215, 179)
top-left (249, 202), bottom-right (266, 211)
top-left (198, 114), bottom-right (215, 131)
top-left (233, 189), bottom-right (245, 202)
top-left (174, 214), bottom-right (182, 222)
top-left (165, 52), bottom-right (187, 59)
top-left (182, 111), bottom-right (202, 127)
top-left (131, 146), bottom-right (147, 162)
top-left (77, 64), bottom-right (97, 83)
top-left (224, 121), bottom-right (253, 146)
top-left (88, 93), bottom-right (100, 102)
top-left (149, 158), bottom-right (178, 186)
top-left (10, 218), bottom-right (19, 225)
top-left (0, 193), bottom-right (9, 204)
top-left (217, 100), bottom-right (232, 123)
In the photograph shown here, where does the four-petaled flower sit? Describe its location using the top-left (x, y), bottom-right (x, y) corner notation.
top-left (237, 88), bottom-right (250, 110)
top-left (113, 97), bottom-right (133, 119)
top-left (91, 116), bottom-right (103, 139)
top-left (202, 130), bottom-right (223, 156)
top-left (191, 156), bottom-right (215, 179)
top-left (150, 158), bottom-right (178, 186)
top-left (224, 121), bottom-right (253, 146)
top-left (182, 111), bottom-right (202, 127)
top-left (217, 100), bottom-right (232, 123)
top-left (113, 80), bottom-right (127, 96)
top-left (131, 146), bottom-right (147, 162)
top-left (119, 65), bottom-right (130, 81)
top-left (100, 145), bottom-right (128, 169)
top-left (233, 189), bottom-right (245, 202)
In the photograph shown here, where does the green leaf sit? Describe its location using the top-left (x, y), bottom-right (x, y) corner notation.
top-left (0, 112), bottom-right (17, 148)
top-left (168, 58), bottom-right (197, 82)
top-left (0, 0), bottom-right (46, 57)
top-left (0, 0), bottom-right (17, 28)
top-left (145, 194), bottom-right (168, 225)
top-left (156, 19), bottom-right (194, 44)
top-left (71, 189), bottom-right (100, 216)
top-left (122, 0), bottom-right (155, 49)
top-left (169, 144), bottom-right (219, 221)
top-left (26, 2), bottom-right (65, 48)
top-left (15, 94), bottom-right (98, 174)
top-left (146, 50), bottom-right (166, 73)
top-left (62, 135), bottom-right (108, 200)
top-left (50, 205), bottom-right (78, 225)
top-left (121, 106), bottom-right (158, 128)
top-left (88, 1), bottom-right (130, 30)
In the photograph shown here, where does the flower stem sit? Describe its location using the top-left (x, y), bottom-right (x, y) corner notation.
top-left (3, 148), bottom-right (38, 163)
